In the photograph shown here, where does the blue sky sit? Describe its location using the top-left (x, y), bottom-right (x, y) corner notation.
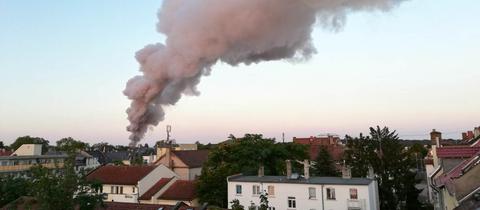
top-left (1, 0), bottom-right (479, 146)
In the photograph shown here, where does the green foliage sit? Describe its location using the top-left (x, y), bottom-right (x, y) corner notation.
top-left (56, 137), bottom-right (89, 154)
top-left (230, 199), bottom-right (245, 210)
top-left (0, 141), bottom-right (4, 149)
top-left (312, 146), bottom-right (339, 176)
top-left (10, 136), bottom-right (49, 153)
top-left (197, 134), bottom-right (308, 207)
top-left (344, 126), bottom-right (424, 210)
top-left (0, 176), bottom-right (31, 207)
top-left (258, 193), bottom-right (269, 210)
top-left (196, 141), bottom-right (216, 150)
top-left (130, 154), bottom-right (144, 165)
top-left (408, 143), bottom-right (429, 158)
top-left (91, 142), bottom-right (114, 152)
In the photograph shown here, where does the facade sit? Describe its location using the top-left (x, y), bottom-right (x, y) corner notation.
top-left (426, 127), bottom-right (480, 210)
top-left (86, 164), bottom-right (178, 203)
top-left (0, 144), bottom-right (67, 176)
top-left (154, 147), bottom-right (208, 180)
top-left (228, 175), bottom-right (379, 210)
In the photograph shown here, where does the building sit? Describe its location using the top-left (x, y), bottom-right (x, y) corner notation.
top-left (86, 164), bottom-right (178, 203)
top-left (139, 178), bottom-right (199, 207)
top-left (0, 144), bottom-right (67, 176)
top-left (75, 150), bottom-right (101, 172)
top-left (293, 135), bottom-right (344, 163)
top-left (426, 127), bottom-right (480, 210)
top-left (228, 161), bottom-right (379, 210)
top-left (154, 146), bottom-right (209, 180)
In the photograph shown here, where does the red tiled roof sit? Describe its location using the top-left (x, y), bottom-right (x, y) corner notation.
top-left (173, 150), bottom-right (209, 168)
top-left (158, 180), bottom-right (197, 201)
top-left (100, 202), bottom-right (193, 210)
top-left (0, 150), bottom-right (12, 156)
top-left (139, 177), bottom-right (173, 200)
top-left (435, 151), bottom-right (480, 190)
top-left (86, 165), bottom-right (157, 185)
top-left (424, 158), bottom-right (434, 165)
top-left (293, 136), bottom-right (344, 161)
top-left (436, 147), bottom-right (480, 158)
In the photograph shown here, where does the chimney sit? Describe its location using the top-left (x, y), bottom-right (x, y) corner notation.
top-left (430, 129), bottom-right (442, 145)
top-left (303, 159), bottom-right (310, 180)
top-left (462, 132), bottom-right (468, 141)
top-left (258, 165), bottom-right (265, 177)
top-left (367, 165), bottom-right (375, 179)
top-left (473, 127), bottom-right (480, 138)
top-left (286, 160), bottom-right (292, 178)
top-left (342, 165), bottom-right (351, 179)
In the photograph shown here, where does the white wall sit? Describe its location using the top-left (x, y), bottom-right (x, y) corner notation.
top-left (228, 180), bottom-right (378, 210)
top-left (138, 164), bottom-right (178, 196)
top-left (103, 184), bottom-right (138, 203)
top-left (13, 144), bottom-right (42, 156)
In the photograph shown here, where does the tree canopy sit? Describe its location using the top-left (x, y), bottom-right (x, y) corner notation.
top-left (10, 136), bottom-right (49, 153)
top-left (344, 126), bottom-right (426, 210)
top-left (56, 137), bottom-right (89, 153)
top-left (311, 146), bottom-right (339, 176)
top-left (197, 134), bottom-right (308, 207)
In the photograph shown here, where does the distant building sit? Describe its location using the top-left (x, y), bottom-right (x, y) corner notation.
top-left (154, 146), bottom-right (209, 180)
top-left (228, 162), bottom-right (379, 210)
top-left (293, 135), bottom-right (344, 162)
top-left (0, 144), bottom-right (67, 176)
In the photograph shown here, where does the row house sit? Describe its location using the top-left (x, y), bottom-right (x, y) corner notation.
top-left (86, 164), bottom-right (199, 207)
top-left (425, 127), bottom-right (480, 210)
top-left (228, 161), bottom-right (379, 210)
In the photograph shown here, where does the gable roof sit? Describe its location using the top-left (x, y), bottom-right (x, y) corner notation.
top-left (436, 146), bottom-right (480, 158)
top-left (139, 177), bottom-right (174, 200)
top-left (158, 180), bottom-right (197, 201)
top-left (86, 165), bottom-right (157, 185)
top-left (172, 150), bottom-right (209, 168)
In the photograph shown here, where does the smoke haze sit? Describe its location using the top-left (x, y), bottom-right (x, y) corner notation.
top-left (123, 0), bottom-right (408, 145)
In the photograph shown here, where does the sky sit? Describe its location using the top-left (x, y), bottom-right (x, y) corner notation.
top-left (0, 0), bottom-right (479, 146)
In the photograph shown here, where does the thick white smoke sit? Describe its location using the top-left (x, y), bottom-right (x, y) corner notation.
top-left (123, 0), bottom-right (407, 145)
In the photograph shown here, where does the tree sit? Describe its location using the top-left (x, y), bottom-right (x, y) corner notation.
top-left (0, 176), bottom-right (31, 206)
top-left (91, 142), bottom-right (114, 152)
top-left (197, 134), bottom-right (308, 207)
top-left (56, 137), bottom-right (89, 154)
top-left (29, 155), bottom-right (104, 210)
top-left (230, 199), bottom-right (245, 210)
top-left (10, 136), bottom-right (49, 153)
top-left (344, 126), bottom-right (424, 210)
top-left (0, 141), bottom-right (4, 149)
top-left (258, 192), bottom-right (269, 210)
top-left (311, 146), bottom-right (339, 176)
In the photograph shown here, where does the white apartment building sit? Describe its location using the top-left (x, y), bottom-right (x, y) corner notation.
top-left (228, 175), bottom-right (379, 210)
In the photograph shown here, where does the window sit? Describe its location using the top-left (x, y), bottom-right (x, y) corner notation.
top-left (132, 187), bottom-right (135, 193)
top-left (252, 185), bottom-right (261, 195)
top-left (350, 188), bottom-right (358, 200)
top-left (288, 197), bottom-right (296, 208)
top-left (120, 186), bottom-right (123, 194)
top-left (268, 207), bottom-right (276, 210)
top-left (236, 185), bottom-right (242, 195)
top-left (326, 188), bottom-right (336, 200)
top-left (111, 186), bottom-right (114, 194)
top-left (308, 187), bottom-right (316, 199)
top-left (267, 185), bottom-right (275, 196)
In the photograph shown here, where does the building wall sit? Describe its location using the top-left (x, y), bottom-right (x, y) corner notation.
top-left (138, 164), bottom-right (178, 196)
top-left (188, 167), bottom-right (202, 180)
top-left (103, 184), bottom-right (138, 203)
top-left (13, 144), bottom-right (42, 156)
top-left (228, 181), bottom-right (377, 210)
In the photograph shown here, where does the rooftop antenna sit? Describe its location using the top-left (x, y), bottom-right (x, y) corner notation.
top-left (166, 125), bottom-right (172, 144)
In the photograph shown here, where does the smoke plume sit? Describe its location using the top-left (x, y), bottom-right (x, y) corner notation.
top-left (124, 0), bottom-right (407, 145)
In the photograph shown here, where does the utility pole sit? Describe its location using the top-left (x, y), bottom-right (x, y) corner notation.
top-left (282, 132), bottom-right (285, 143)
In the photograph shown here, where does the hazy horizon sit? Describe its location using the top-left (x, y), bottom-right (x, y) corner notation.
top-left (1, 0), bottom-right (479, 146)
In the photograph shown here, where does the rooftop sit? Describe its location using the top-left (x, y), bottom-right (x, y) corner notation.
top-left (158, 180), bottom-right (197, 201)
top-left (228, 175), bottom-right (373, 185)
top-left (139, 177), bottom-right (174, 200)
top-left (172, 150), bottom-right (209, 168)
top-left (86, 165), bottom-right (157, 185)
